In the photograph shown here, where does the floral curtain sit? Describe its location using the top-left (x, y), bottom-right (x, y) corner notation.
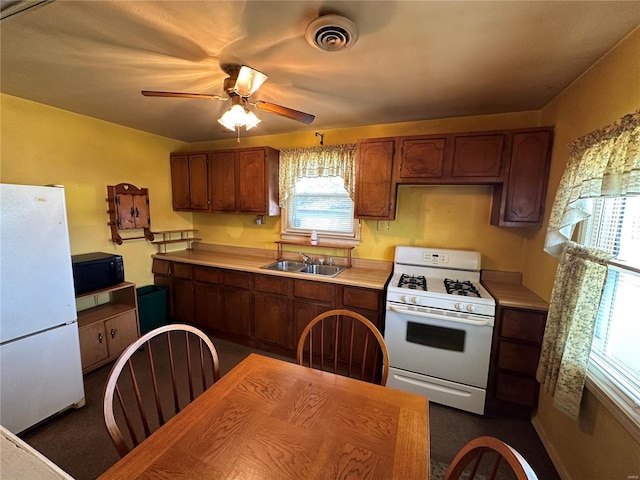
top-left (544, 111), bottom-right (640, 257)
top-left (536, 242), bottom-right (612, 419)
top-left (278, 144), bottom-right (357, 207)
top-left (538, 111), bottom-right (639, 420)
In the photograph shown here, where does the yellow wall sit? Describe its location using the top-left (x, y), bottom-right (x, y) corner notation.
top-left (0, 94), bottom-right (188, 287)
top-left (523, 27), bottom-right (640, 479)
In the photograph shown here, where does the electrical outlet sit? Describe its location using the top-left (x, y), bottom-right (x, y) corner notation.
top-left (377, 220), bottom-right (389, 231)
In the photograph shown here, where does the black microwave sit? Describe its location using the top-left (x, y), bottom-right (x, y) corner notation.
top-left (71, 252), bottom-right (124, 295)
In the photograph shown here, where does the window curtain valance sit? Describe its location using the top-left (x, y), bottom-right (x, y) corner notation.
top-left (279, 144), bottom-right (357, 207)
top-left (544, 111), bottom-right (640, 257)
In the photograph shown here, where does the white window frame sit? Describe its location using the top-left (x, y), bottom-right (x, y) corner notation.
top-left (280, 176), bottom-right (361, 247)
top-left (577, 197), bottom-right (640, 443)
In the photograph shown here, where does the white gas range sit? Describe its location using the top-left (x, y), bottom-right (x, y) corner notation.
top-left (384, 246), bottom-right (496, 415)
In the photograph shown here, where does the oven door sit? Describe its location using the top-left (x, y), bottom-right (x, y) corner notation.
top-left (384, 302), bottom-right (494, 388)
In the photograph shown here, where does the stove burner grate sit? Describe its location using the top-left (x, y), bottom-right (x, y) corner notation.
top-left (444, 278), bottom-right (481, 297)
top-left (398, 274), bottom-right (427, 291)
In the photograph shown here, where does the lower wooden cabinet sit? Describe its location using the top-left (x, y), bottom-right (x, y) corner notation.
top-left (77, 282), bottom-right (140, 373)
top-left (487, 306), bottom-right (547, 417)
top-left (153, 261), bottom-right (385, 360)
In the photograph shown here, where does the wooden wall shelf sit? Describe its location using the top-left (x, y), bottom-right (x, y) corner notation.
top-left (152, 229), bottom-right (200, 253)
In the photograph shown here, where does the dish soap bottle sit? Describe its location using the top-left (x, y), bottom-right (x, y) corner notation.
top-left (310, 230), bottom-right (318, 245)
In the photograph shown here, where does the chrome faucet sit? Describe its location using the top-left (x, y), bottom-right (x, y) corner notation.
top-left (299, 252), bottom-right (313, 264)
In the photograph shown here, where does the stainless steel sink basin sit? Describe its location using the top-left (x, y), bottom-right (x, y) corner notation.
top-left (300, 264), bottom-right (345, 277)
top-left (261, 261), bottom-right (345, 277)
top-left (261, 260), bottom-right (307, 272)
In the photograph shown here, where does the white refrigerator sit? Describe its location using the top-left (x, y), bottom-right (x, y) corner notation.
top-left (0, 183), bottom-right (85, 434)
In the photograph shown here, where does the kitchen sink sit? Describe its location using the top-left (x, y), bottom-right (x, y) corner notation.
top-left (261, 261), bottom-right (345, 277)
top-left (261, 260), bottom-right (307, 272)
top-left (300, 265), bottom-right (345, 277)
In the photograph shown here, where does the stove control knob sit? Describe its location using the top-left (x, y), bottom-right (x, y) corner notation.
top-left (410, 296), bottom-right (417, 304)
top-left (466, 304), bottom-right (475, 313)
top-left (455, 303), bottom-right (462, 310)
top-left (401, 295), bottom-right (407, 303)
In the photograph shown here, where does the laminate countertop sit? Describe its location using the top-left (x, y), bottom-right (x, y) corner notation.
top-left (481, 270), bottom-right (549, 312)
top-left (152, 245), bottom-right (393, 291)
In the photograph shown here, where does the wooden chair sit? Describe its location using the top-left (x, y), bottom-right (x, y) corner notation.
top-left (443, 436), bottom-right (539, 480)
top-left (103, 324), bottom-right (220, 457)
top-left (296, 309), bottom-right (389, 386)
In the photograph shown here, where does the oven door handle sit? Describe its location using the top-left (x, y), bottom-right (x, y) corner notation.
top-left (389, 305), bottom-right (492, 326)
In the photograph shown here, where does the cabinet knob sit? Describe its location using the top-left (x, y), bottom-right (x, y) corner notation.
top-left (98, 333), bottom-right (103, 343)
top-left (111, 329), bottom-right (116, 339)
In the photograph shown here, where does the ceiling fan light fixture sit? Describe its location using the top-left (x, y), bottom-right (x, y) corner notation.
top-left (218, 102), bottom-right (261, 131)
top-left (234, 66), bottom-right (268, 97)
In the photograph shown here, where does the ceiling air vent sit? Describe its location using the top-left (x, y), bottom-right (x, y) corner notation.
top-left (305, 14), bottom-right (359, 52)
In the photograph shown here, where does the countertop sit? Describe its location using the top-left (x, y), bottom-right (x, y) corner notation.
top-left (481, 270), bottom-right (549, 311)
top-left (152, 244), bottom-right (392, 291)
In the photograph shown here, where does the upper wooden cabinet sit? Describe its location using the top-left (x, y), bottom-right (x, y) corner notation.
top-left (451, 133), bottom-right (505, 181)
top-left (491, 129), bottom-right (553, 227)
top-left (209, 150), bottom-right (237, 212)
top-left (209, 146), bottom-right (280, 215)
top-left (170, 146), bottom-right (280, 215)
top-left (395, 132), bottom-right (505, 184)
top-left (170, 153), bottom-right (209, 211)
top-left (355, 138), bottom-right (397, 220)
top-left (397, 136), bottom-right (447, 180)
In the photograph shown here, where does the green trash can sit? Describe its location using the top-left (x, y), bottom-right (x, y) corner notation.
top-left (137, 285), bottom-right (167, 334)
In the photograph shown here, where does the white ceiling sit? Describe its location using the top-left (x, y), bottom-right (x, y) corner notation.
top-left (1, 1), bottom-right (639, 143)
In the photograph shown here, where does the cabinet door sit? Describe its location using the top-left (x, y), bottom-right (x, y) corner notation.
top-left (194, 282), bottom-right (222, 331)
top-left (221, 286), bottom-right (252, 336)
top-left (132, 195), bottom-right (151, 228)
top-left (79, 323), bottom-right (108, 371)
top-left (355, 139), bottom-right (397, 219)
top-left (254, 292), bottom-right (290, 348)
top-left (170, 155), bottom-right (190, 210)
top-left (105, 311), bottom-right (139, 358)
top-left (238, 149), bottom-right (267, 213)
top-left (452, 134), bottom-right (504, 179)
top-left (188, 154), bottom-right (209, 210)
top-left (172, 277), bottom-right (194, 323)
top-left (170, 154), bottom-right (209, 211)
top-left (209, 151), bottom-right (237, 212)
top-left (398, 136), bottom-right (447, 180)
top-left (492, 130), bottom-right (553, 227)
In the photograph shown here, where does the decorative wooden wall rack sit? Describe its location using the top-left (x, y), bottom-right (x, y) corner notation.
top-left (107, 183), bottom-right (154, 245)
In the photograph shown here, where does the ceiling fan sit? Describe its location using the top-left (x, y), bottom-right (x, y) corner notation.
top-left (141, 65), bottom-right (315, 131)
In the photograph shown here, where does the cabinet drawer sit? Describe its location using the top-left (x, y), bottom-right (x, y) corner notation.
top-left (342, 286), bottom-right (380, 311)
top-left (497, 341), bottom-right (540, 375)
top-left (172, 262), bottom-right (193, 279)
top-left (193, 266), bottom-right (219, 283)
top-left (294, 280), bottom-right (332, 302)
top-left (255, 274), bottom-right (288, 295)
top-left (222, 270), bottom-right (251, 289)
top-left (501, 309), bottom-right (546, 343)
top-left (495, 371), bottom-right (539, 407)
top-left (152, 259), bottom-right (171, 275)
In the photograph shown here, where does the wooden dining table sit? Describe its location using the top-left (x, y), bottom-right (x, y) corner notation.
top-left (98, 353), bottom-right (429, 479)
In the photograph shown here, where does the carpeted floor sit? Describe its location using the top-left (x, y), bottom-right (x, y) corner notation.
top-left (19, 336), bottom-right (560, 479)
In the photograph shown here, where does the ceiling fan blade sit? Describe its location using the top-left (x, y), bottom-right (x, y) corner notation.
top-left (234, 66), bottom-right (268, 97)
top-left (253, 101), bottom-right (315, 124)
top-left (141, 90), bottom-right (226, 101)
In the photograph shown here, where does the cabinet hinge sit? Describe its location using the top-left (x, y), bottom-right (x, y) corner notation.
top-left (115, 195), bottom-right (120, 205)
top-left (116, 218), bottom-right (121, 228)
